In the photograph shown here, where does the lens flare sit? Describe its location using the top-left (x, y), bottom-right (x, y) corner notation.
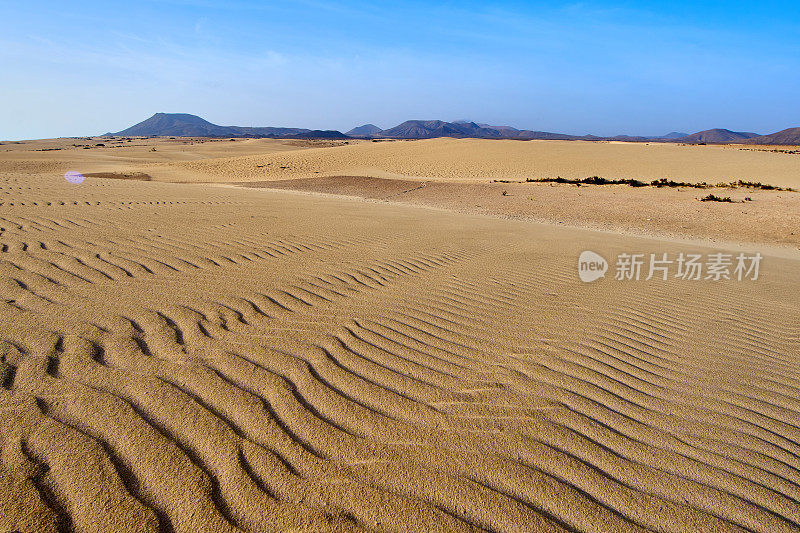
top-left (64, 171), bottom-right (85, 184)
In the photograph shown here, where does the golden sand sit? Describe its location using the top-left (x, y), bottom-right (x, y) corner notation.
top-left (0, 139), bottom-right (798, 532)
top-left (143, 137), bottom-right (800, 189)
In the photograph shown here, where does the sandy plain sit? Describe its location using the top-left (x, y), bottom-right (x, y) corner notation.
top-left (0, 136), bottom-right (798, 532)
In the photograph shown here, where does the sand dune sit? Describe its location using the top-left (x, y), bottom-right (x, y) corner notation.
top-left (1, 168), bottom-right (799, 532)
top-left (145, 138), bottom-right (800, 189)
top-left (0, 137), bottom-right (331, 180)
top-left (5, 137), bottom-right (798, 250)
top-left (244, 175), bottom-right (800, 248)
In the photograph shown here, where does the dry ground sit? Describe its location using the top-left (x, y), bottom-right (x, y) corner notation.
top-left (244, 175), bottom-right (800, 248)
top-left (2, 136), bottom-right (799, 249)
top-left (0, 138), bottom-right (798, 532)
top-left (144, 137), bottom-right (800, 189)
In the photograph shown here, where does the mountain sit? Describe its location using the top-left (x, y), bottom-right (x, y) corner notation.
top-left (110, 113), bottom-right (800, 145)
top-left (675, 128), bottom-right (760, 144)
top-left (346, 124), bottom-right (383, 137)
top-left (597, 135), bottom-right (660, 142)
top-left (455, 121), bottom-right (520, 134)
top-left (380, 120), bottom-right (497, 139)
top-left (659, 132), bottom-right (690, 139)
top-left (378, 120), bottom-right (578, 140)
top-left (478, 124), bottom-right (520, 134)
top-left (743, 127), bottom-right (800, 145)
top-left (112, 113), bottom-right (343, 138)
top-left (377, 121), bottom-right (800, 144)
top-left (516, 130), bottom-right (581, 140)
top-left (226, 126), bottom-right (313, 137)
top-left (115, 113), bottom-right (235, 137)
top-left (286, 130), bottom-right (350, 139)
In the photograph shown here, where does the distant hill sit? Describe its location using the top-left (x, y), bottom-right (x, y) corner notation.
top-left (112, 113), bottom-right (344, 139)
top-left (286, 130), bottom-right (350, 139)
top-left (374, 121), bottom-right (800, 144)
top-left (659, 132), bottom-right (690, 139)
top-left (516, 130), bottom-right (581, 141)
top-left (114, 113), bottom-right (234, 137)
top-left (581, 134), bottom-right (654, 142)
top-left (743, 127), bottom-right (800, 145)
top-left (379, 120), bottom-right (496, 139)
top-left (109, 113), bottom-right (800, 145)
top-left (378, 120), bottom-right (580, 140)
top-left (455, 121), bottom-right (520, 134)
top-left (226, 126), bottom-right (314, 137)
top-left (675, 128), bottom-right (760, 144)
top-left (479, 124), bottom-right (520, 134)
top-left (346, 124), bottom-right (383, 137)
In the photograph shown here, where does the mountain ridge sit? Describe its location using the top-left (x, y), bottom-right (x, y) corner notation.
top-left (675, 128), bottom-right (760, 144)
top-left (346, 124), bottom-right (382, 137)
top-left (108, 113), bottom-right (799, 145)
top-left (113, 113), bottom-right (338, 139)
top-left (743, 127), bottom-right (800, 146)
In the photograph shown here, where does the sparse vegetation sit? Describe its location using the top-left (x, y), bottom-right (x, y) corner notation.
top-left (733, 180), bottom-right (787, 190)
top-left (527, 176), bottom-right (652, 187)
top-left (700, 194), bottom-right (734, 202)
top-left (739, 148), bottom-right (800, 155)
top-left (650, 178), bottom-right (710, 188)
top-left (517, 176), bottom-right (795, 191)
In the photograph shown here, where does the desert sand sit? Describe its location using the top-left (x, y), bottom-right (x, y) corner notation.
top-left (1, 138), bottom-right (799, 532)
top-left (4, 137), bottom-right (799, 248)
top-left (145, 137), bottom-right (800, 189)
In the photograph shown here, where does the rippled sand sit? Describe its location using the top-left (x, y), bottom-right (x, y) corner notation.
top-left (0, 140), bottom-right (799, 532)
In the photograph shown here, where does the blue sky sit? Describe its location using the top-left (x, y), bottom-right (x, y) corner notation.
top-left (2, 1), bottom-right (799, 139)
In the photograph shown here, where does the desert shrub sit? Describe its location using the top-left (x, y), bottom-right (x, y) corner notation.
top-left (650, 178), bottom-right (709, 189)
top-left (737, 180), bottom-right (775, 190)
top-left (523, 176), bottom-right (793, 192)
top-left (700, 194), bottom-right (733, 202)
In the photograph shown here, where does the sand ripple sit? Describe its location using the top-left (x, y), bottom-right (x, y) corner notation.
top-left (1, 174), bottom-right (799, 532)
